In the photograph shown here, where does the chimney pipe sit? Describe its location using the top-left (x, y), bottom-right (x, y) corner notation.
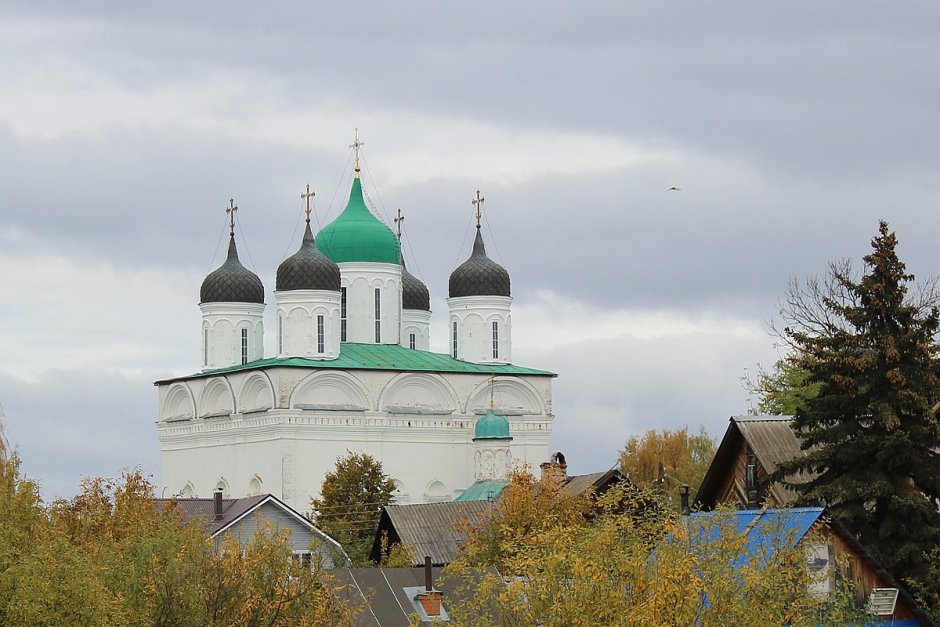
top-left (679, 484), bottom-right (690, 516)
top-left (416, 555), bottom-right (442, 617)
top-left (214, 489), bottom-right (223, 521)
top-left (424, 555), bottom-right (432, 592)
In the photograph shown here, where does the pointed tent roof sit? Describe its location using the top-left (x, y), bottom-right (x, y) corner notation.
top-left (316, 177), bottom-right (401, 264)
top-left (276, 222), bottom-right (341, 292)
top-left (448, 228), bottom-right (511, 298)
top-left (200, 235), bottom-right (265, 304)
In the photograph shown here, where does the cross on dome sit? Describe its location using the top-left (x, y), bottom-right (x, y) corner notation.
top-left (472, 190), bottom-right (485, 229)
top-left (394, 208), bottom-right (405, 240)
top-left (349, 127), bottom-right (365, 177)
top-left (301, 184), bottom-right (315, 224)
top-left (226, 198), bottom-right (238, 236)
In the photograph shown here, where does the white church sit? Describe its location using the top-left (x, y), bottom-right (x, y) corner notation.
top-left (155, 142), bottom-right (556, 512)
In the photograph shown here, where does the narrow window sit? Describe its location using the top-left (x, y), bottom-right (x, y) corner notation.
top-left (241, 328), bottom-right (248, 365)
top-left (340, 287), bottom-right (347, 342)
top-left (409, 333), bottom-right (416, 350)
top-left (317, 315), bottom-right (325, 353)
top-left (492, 321), bottom-right (499, 359)
top-left (278, 316), bottom-right (283, 355)
top-left (374, 288), bottom-right (381, 343)
top-left (203, 328), bottom-right (209, 366)
top-left (452, 321), bottom-right (458, 358)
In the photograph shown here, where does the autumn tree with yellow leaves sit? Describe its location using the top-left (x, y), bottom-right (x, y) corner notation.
top-left (0, 449), bottom-right (359, 626)
top-left (444, 472), bottom-right (865, 626)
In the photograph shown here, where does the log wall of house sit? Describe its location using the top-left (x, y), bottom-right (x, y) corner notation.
top-left (713, 440), bottom-right (780, 509)
top-left (826, 528), bottom-right (916, 620)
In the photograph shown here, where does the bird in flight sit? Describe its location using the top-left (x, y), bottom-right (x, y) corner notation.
top-left (666, 186), bottom-right (681, 191)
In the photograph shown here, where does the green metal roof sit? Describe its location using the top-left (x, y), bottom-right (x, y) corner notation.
top-left (155, 343), bottom-right (556, 384)
top-left (316, 177), bottom-right (401, 264)
top-left (453, 480), bottom-right (508, 502)
top-left (473, 410), bottom-right (511, 440)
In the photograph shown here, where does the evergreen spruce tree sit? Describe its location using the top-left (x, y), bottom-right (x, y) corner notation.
top-left (775, 221), bottom-right (940, 581)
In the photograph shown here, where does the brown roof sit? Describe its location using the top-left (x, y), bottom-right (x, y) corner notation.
top-left (695, 416), bottom-right (811, 508)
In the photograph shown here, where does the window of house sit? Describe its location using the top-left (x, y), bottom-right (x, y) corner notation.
top-left (340, 287), bottom-right (347, 342)
top-left (292, 551), bottom-right (313, 569)
top-left (278, 315), bottom-right (283, 354)
top-left (492, 321), bottom-right (499, 359)
top-left (241, 328), bottom-right (248, 365)
top-left (409, 333), bottom-right (416, 350)
top-left (203, 328), bottom-right (209, 366)
top-left (317, 315), bottom-right (325, 353)
top-left (374, 288), bottom-right (381, 343)
top-left (452, 321), bottom-right (458, 358)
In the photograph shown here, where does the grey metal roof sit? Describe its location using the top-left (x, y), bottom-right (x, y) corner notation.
top-left (276, 222), bottom-right (341, 292)
top-left (156, 494), bottom-right (269, 536)
top-left (377, 500), bottom-right (493, 566)
top-left (448, 227), bottom-right (511, 298)
top-left (401, 260), bottom-right (430, 311)
top-left (200, 236), bottom-right (264, 304)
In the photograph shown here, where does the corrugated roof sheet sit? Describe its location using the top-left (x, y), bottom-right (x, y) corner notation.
top-left (380, 501), bottom-right (494, 566)
top-left (689, 507), bottom-right (823, 566)
top-left (156, 342), bottom-right (555, 384)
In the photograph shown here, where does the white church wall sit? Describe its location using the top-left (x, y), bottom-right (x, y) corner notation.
top-left (199, 302), bottom-right (265, 370)
top-left (339, 263), bottom-right (402, 345)
top-left (274, 290), bottom-right (341, 360)
top-left (158, 368), bottom-right (553, 511)
top-left (400, 309), bottom-right (431, 350)
top-left (446, 295), bottom-right (512, 364)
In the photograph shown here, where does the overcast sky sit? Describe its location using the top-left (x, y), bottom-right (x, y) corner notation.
top-left (2, 2), bottom-right (939, 499)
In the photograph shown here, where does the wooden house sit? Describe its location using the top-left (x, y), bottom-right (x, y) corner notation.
top-left (689, 508), bottom-right (933, 626)
top-left (695, 415), bottom-right (809, 510)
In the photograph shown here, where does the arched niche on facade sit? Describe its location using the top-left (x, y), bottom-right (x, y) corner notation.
top-left (466, 377), bottom-right (545, 416)
top-left (378, 373), bottom-right (459, 415)
top-left (161, 383), bottom-right (196, 422)
top-left (248, 475), bottom-right (263, 496)
top-left (199, 377), bottom-right (235, 418)
top-left (424, 480), bottom-right (449, 502)
top-left (180, 482), bottom-right (195, 498)
top-left (290, 371), bottom-right (370, 411)
top-left (238, 373), bottom-right (275, 413)
top-left (216, 477), bottom-right (230, 499)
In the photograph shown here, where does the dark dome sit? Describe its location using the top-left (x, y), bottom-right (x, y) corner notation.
top-left (200, 236), bottom-right (264, 304)
top-left (401, 259), bottom-right (430, 311)
top-left (276, 222), bottom-right (341, 292)
top-left (448, 228), bottom-right (511, 298)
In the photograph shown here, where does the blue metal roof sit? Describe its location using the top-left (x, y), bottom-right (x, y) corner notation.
top-left (689, 507), bottom-right (824, 568)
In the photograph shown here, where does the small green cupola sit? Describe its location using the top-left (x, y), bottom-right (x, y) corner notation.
top-left (316, 174), bottom-right (401, 264)
top-left (473, 410), bottom-right (512, 441)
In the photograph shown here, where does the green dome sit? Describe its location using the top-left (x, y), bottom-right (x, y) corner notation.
top-left (474, 410), bottom-right (511, 440)
top-left (316, 177), bottom-right (401, 264)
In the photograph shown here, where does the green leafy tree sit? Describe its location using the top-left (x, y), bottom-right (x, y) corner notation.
top-left (745, 358), bottom-right (822, 416)
top-left (773, 221), bottom-right (940, 583)
top-left (619, 426), bottom-right (716, 499)
top-left (311, 451), bottom-right (396, 565)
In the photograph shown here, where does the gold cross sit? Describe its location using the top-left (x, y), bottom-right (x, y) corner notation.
top-left (226, 198), bottom-right (237, 236)
top-left (301, 184), bottom-right (315, 223)
top-left (349, 127), bottom-right (365, 173)
top-left (472, 190), bottom-right (484, 228)
top-left (394, 208), bottom-right (404, 240)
